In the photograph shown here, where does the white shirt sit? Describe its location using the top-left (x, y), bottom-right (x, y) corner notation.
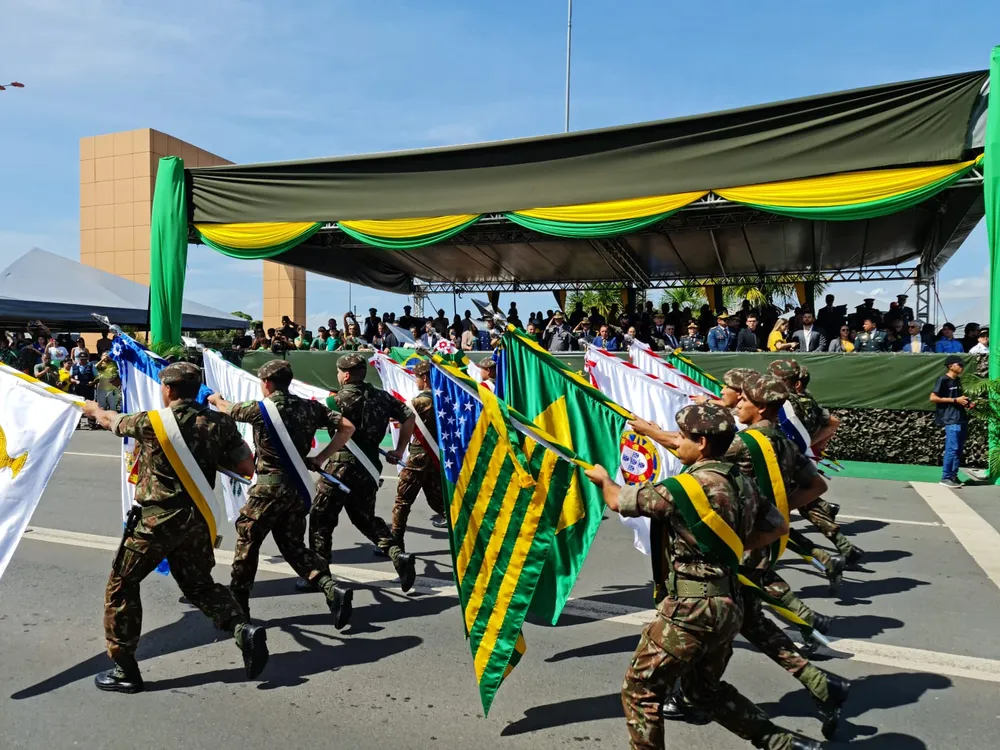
top-left (969, 342), bottom-right (989, 354)
top-left (801, 325), bottom-right (814, 352)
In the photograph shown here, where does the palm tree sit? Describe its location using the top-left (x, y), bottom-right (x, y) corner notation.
top-left (660, 283), bottom-right (706, 309)
top-left (566, 285), bottom-right (625, 316)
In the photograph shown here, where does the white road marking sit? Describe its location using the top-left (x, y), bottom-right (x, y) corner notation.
top-left (911, 481), bottom-right (1000, 591)
top-left (65, 451), bottom-right (118, 458)
top-left (835, 513), bottom-right (944, 528)
top-left (19, 525), bottom-right (1000, 684)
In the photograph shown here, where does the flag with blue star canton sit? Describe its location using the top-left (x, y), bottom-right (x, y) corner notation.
top-left (431, 362), bottom-right (573, 717)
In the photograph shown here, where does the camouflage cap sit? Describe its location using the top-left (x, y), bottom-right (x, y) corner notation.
top-left (767, 359), bottom-right (801, 381)
top-left (258, 359), bottom-right (293, 381)
top-left (337, 353), bottom-right (368, 372)
top-left (743, 373), bottom-right (788, 406)
top-left (412, 360), bottom-right (431, 376)
top-left (160, 361), bottom-right (201, 386)
top-left (798, 364), bottom-right (810, 379)
top-left (722, 367), bottom-right (757, 391)
top-left (676, 403), bottom-right (736, 438)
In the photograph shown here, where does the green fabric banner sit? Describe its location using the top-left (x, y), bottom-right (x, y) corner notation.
top-left (336, 217), bottom-right (480, 249)
top-left (504, 211), bottom-right (675, 238)
top-left (985, 46), bottom-right (999, 476)
top-left (149, 157), bottom-right (188, 346)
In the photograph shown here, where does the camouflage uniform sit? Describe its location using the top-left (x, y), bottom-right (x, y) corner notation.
top-left (101, 363), bottom-right (264, 690)
top-left (618, 404), bottom-right (804, 750)
top-left (391, 362), bottom-right (444, 547)
top-left (311, 354), bottom-right (413, 561)
top-left (228, 361), bottom-right (345, 612)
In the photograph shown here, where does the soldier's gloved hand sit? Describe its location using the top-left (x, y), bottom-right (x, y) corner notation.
top-left (384, 449), bottom-right (404, 465)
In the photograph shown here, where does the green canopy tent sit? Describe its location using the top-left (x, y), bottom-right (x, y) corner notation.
top-left (146, 54), bottom-right (997, 469)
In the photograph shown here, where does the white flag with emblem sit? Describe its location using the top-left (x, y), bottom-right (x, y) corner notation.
top-left (370, 352), bottom-right (419, 473)
top-left (629, 342), bottom-right (716, 398)
top-left (0, 366), bottom-right (82, 581)
top-left (584, 347), bottom-right (688, 554)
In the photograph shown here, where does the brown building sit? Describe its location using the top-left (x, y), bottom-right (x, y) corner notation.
top-left (79, 128), bottom-right (305, 332)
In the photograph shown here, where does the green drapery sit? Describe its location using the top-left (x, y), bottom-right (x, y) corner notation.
top-left (335, 216), bottom-right (480, 249)
top-left (149, 156), bottom-right (188, 346)
top-left (197, 222), bottom-right (324, 259)
top-left (986, 46), bottom-right (999, 478)
top-left (503, 210), bottom-right (677, 238)
top-left (730, 163), bottom-right (979, 221)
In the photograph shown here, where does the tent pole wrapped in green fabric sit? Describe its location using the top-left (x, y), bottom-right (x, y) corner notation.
top-left (149, 156), bottom-right (189, 346)
top-left (985, 46), bottom-right (999, 480)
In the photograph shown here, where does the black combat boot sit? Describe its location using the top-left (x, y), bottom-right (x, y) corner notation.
top-left (235, 622), bottom-right (269, 679)
top-left (394, 551), bottom-right (417, 593)
top-left (827, 502), bottom-right (841, 521)
top-left (661, 690), bottom-right (711, 725)
top-left (95, 654), bottom-right (143, 694)
top-left (815, 672), bottom-right (851, 739)
top-left (430, 514), bottom-right (449, 529)
top-left (812, 612), bottom-right (834, 635)
top-left (789, 736), bottom-right (823, 750)
top-left (825, 554), bottom-right (845, 591)
top-left (845, 545), bottom-right (866, 567)
top-left (315, 574), bottom-right (353, 630)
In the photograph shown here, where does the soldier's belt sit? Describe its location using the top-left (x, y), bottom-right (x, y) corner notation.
top-left (672, 577), bottom-right (733, 598)
top-left (254, 473), bottom-right (285, 486)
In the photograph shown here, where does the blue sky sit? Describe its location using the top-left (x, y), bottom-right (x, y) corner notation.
top-left (1, 0), bottom-right (996, 329)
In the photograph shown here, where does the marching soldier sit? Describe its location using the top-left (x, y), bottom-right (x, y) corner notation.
top-left (390, 360), bottom-right (447, 550)
top-left (207, 360), bottom-right (358, 629)
top-left (82, 362), bottom-right (268, 694)
top-left (584, 403), bottom-right (821, 750)
top-left (678, 320), bottom-right (708, 352)
top-left (299, 353), bottom-right (418, 593)
top-left (658, 375), bottom-right (850, 740)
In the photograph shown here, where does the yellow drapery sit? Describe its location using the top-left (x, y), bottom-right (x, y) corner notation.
top-left (338, 214), bottom-right (479, 238)
top-left (194, 221), bottom-right (320, 250)
top-left (514, 191), bottom-right (708, 222)
top-left (715, 157), bottom-right (981, 207)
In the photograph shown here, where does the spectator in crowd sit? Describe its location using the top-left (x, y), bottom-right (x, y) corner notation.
top-left (95, 330), bottom-right (113, 356)
top-left (507, 303), bottom-right (522, 328)
top-left (679, 320), bottom-right (708, 352)
top-left (310, 327), bottom-right (331, 350)
top-left (726, 314), bottom-right (742, 343)
top-left (568, 302), bottom-right (586, 328)
top-left (58, 359), bottom-right (73, 391)
top-left (930, 355), bottom-right (971, 488)
top-left (420, 321), bottom-right (440, 350)
top-left (767, 318), bottom-right (797, 352)
top-left (373, 321), bottom-right (399, 352)
top-left (93, 351), bottom-right (120, 410)
top-left (934, 322), bottom-right (964, 354)
top-left (735, 313), bottom-right (763, 352)
top-left (398, 305), bottom-right (416, 332)
top-left (885, 318), bottom-right (906, 351)
top-left (338, 322), bottom-right (366, 351)
top-left (432, 309), bottom-right (450, 337)
top-left (816, 294), bottom-right (844, 342)
top-left (362, 308), bottom-right (380, 342)
top-left (574, 317), bottom-right (595, 347)
top-left (647, 312), bottom-right (669, 349)
top-left (901, 320), bottom-right (931, 352)
top-left (32, 333), bottom-right (46, 356)
top-left (524, 321), bottom-right (540, 343)
top-left (895, 294), bottom-right (915, 324)
top-left (593, 324), bottom-right (618, 351)
top-left (543, 311), bottom-right (576, 352)
top-left (278, 315), bottom-right (298, 341)
top-left (920, 323), bottom-right (937, 351)
top-left (828, 324), bottom-right (855, 352)
top-left (70, 350), bottom-right (95, 395)
top-left (960, 323), bottom-right (981, 352)
top-left (250, 326), bottom-right (270, 350)
top-left (790, 310), bottom-right (826, 352)
top-left (71, 336), bottom-right (89, 361)
top-left (969, 328), bottom-right (989, 354)
top-left (461, 322), bottom-right (477, 351)
top-left (623, 325), bottom-right (638, 348)
top-left (854, 318), bottom-right (889, 352)
top-left (294, 326), bottom-right (313, 350)
top-left (47, 336), bottom-right (69, 366)
top-left (34, 353), bottom-right (58, 384)
top-left (0, 332), bottom-right (17, 366)
top-left (407, 325), bottom-right (422, 347)
top-left (707, 313), bottom-right (733, 352)
top-left (588, 306), bottom-right (606, 330)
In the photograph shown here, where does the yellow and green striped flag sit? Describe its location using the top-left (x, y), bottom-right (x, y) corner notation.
top-left (431, 361), bottom-right (574, 715)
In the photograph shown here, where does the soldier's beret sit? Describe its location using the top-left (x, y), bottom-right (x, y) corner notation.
top-left (798, 364), bottom-right (810, 379)
top-left (412, 360), bottom-right (431, 376)
top-left (767, 359), bottom-right (801, 381)
top-left (722, 367), bottom-right (757, 391)
top-left (743, 374), bottom-right (788, 406)
top-left (258, 359), bottom-right (293, 381)
top-left (160, 361), bottom-right (201, 386)
top-left (337, 353), bottom-right (368, 372)
top-left (676, 403), bottom-right (736, 438)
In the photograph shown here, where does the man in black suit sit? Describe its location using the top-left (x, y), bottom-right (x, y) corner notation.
top-left (789, 310), bottom-right (827, 353)
top-left (735, 313), bottom-right (763, 351)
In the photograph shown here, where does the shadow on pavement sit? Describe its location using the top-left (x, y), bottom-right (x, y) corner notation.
top-left (501, 692), bottom-right (622, 736)
top-left (799, 576), bottom-right (929, 604)
top-left (842, 519), bottom-right (889, 534)
top-left (826, 614), bottom-right (905, 640)
top-left (546, 634), bottom-right (640, 663)
top-left (853, 549), bottom-right (913, 565)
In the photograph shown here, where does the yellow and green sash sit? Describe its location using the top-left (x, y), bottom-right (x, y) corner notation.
top-left (736, 429), bottom-right (789, 568)
top-left (148, 407), bottom-right (221, 546)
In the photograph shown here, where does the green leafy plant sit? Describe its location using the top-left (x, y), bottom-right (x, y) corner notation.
top-left (962, 372), bottom-right (1000, 478)
top-left (566, 285), bottom-right (625, 317)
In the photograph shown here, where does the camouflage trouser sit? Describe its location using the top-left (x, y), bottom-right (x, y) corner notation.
top-left (623, 595), bottom-right (794, 750)
top-left (231, 483), bottom-right (331, 595)
top-left (741, 590), bottom-right (829, 703)
top-left (309, 461), bottom-right (394, 562)
top-left (104, 505), bottom-right (245, 661)
top-left (762, 569), bottom-right (816, 627)
top-left (788, 527), bottom-right (833, 567)
top-left (391, 465), bottom-right (445, 541)
top-left (798, 499), bottom-right (853, 555)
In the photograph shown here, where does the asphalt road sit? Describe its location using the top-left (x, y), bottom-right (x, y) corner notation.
top-left (3, 429), bottom-right (1000, 749)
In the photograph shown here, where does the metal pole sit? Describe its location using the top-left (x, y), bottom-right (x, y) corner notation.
top-left (564, 0), bottom-right (572, 133)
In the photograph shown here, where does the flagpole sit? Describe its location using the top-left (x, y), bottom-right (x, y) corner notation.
top-left (564, 0), bottom-right (572, 133)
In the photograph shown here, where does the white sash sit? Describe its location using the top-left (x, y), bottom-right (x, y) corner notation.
top-left (346, 439), bottom-right (382, 484)
top-left (260, 398), bottom-right (316, 500)
top-left (405, 397), bottom-right (440, 457)
top-left (148, 407), bottom-right (223, 546)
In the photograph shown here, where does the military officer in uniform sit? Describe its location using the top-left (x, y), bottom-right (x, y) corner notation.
top-left (678, 320), bottom-right (708, 352)
top-left (207, 360), bottom-right (358, 628)
top-left (853, 318), bottom-right (889, 352)
top-left (82, 362), bottom-right (268, 693)
top-left (300, 353), bottom-right (418, 593)
top-left (391, 360), bottom-right (447, 550)
top-left (584, 403), bottom-right (821, 750)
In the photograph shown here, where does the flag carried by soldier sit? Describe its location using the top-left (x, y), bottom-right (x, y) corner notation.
top-left (0, 365), bottom-right (82, 581)
top-left (370, 352), bottom-right (420, 474)
top-left (432, 359), bottom-right (575, 716)
top-left (628, 341), bottom-right (718, 397)
top-left (497, 326), bottom-right (637, 623)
